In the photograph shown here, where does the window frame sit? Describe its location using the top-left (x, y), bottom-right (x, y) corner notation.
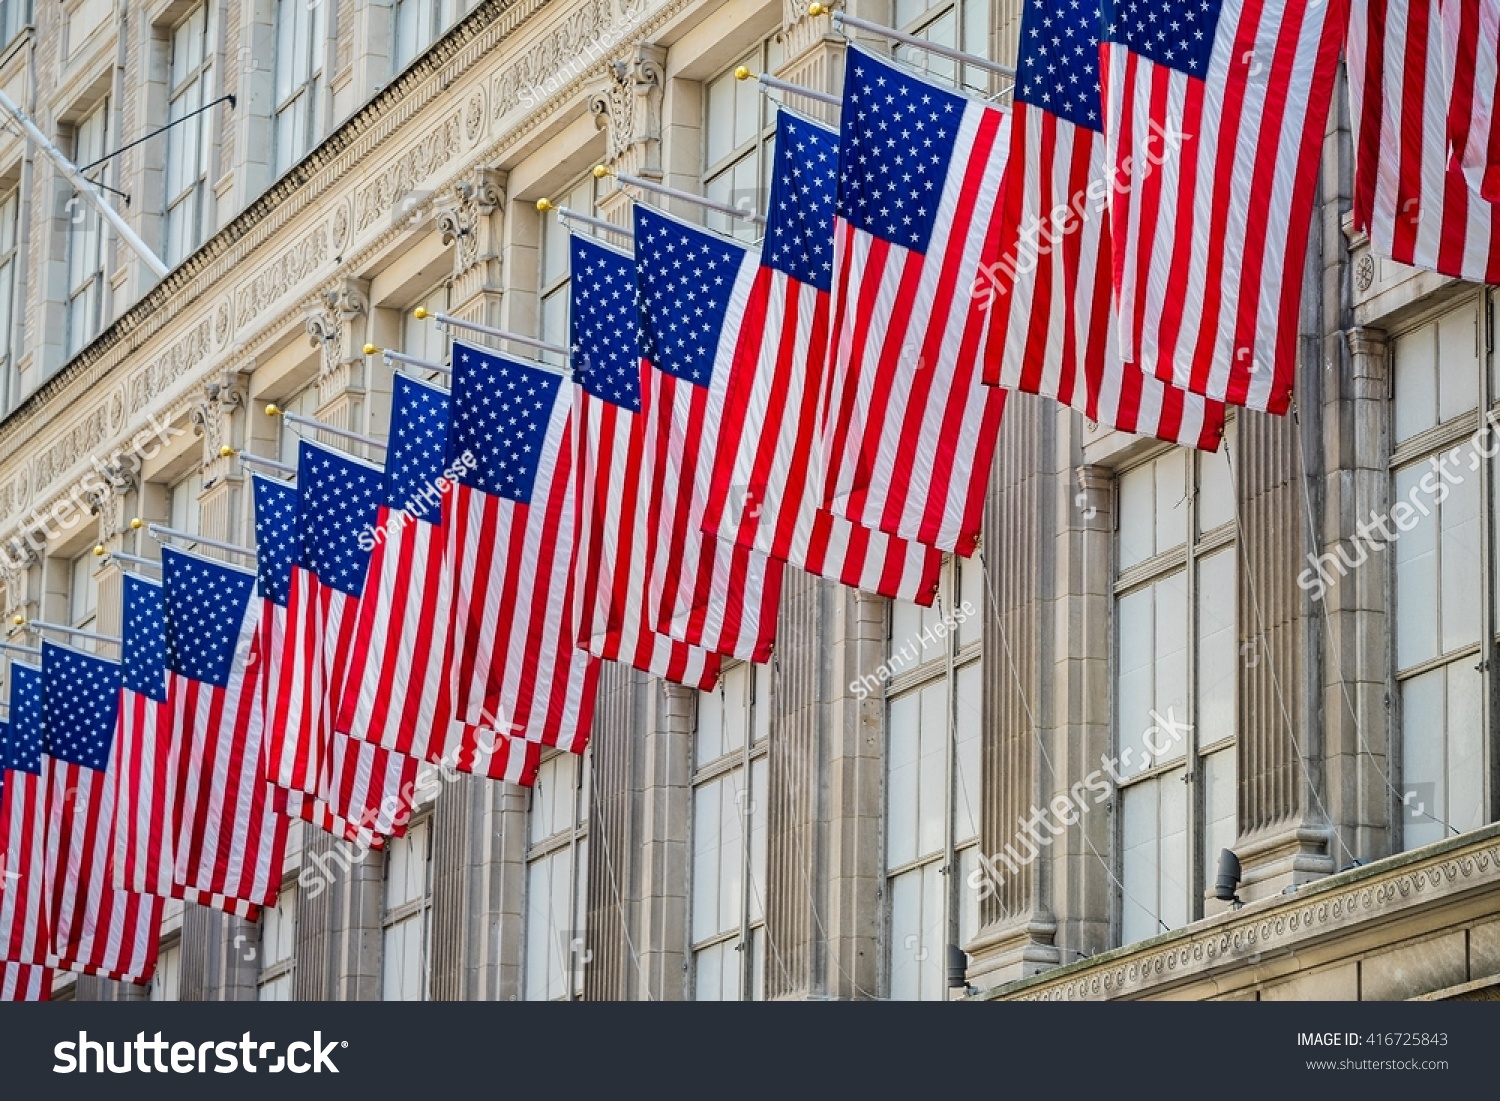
top-left (66, 99), bottom-right (110, 358)
top-left (689, 661), bottom-right (771, 1001)
top-left (380, 813), bottom-right (434, 1001)
top-left (163, 1), bottom-right (215, 267)
top-left (881, 555), bottom-right (983, 1001)
top-left (1110, 432), bottom-right (1238, 946)
top-left (523, 748), bottom-right (590, 1001)
top-left (272, 0), bottom-right (325, 176)
top-left (701, 35), bottom-right (781, 242)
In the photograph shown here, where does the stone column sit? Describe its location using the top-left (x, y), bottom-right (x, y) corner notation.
top-left (966, 397), bottom-right (1062, 987)
top-left (635, 682), bottom-right (694, 999)
top-left (1315, 328), bottom-right (1394, 866)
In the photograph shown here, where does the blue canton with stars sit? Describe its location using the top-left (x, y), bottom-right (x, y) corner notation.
top-left (837, 47), bottom-right (968, 255)
top-left (451, 341), bottom-right (561, 503)
top-left (41, 641), bottom-right (121, 771)
top-left (297, 441), bottom-right (384, 597)
top-left (5, 664), bottom-right (42, 775)
top-left (123, 573), bottom-right (168, 703)
top-left (1102, 0), bottom-right (1222, 78)
top-left (570, 235), bottom-right (642, 411)
top-left (1019, 0), bottom-right (1106, 131)
top-left (389, 374), bottom-right (452, 520)
top-left (634, 206), bottom-right (746, 389)
top-left (253, 473), bottom-right (299, 608)
top-left (765, 111), bottom-right (840, 291)
top-left (162, 547), bottom-right (255, 689)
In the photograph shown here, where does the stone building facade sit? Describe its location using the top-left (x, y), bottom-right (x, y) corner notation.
top-left (0, 0), bottom-right (1496, 1002)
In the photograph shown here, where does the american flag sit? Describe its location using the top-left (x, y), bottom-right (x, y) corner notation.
top-left (115, 572), bottom-right (258, 917)
top-left (1099, 0), bottom-right (1345, 412)
top-left (823, 46), bottom-right (1010, 556)
top-left (704, 111), bottom-right (946, 604)
top-left (634, 205), bottom-right (785, 659)
top-left (570, 232), bottom-right (723, 689)
top-left (337, 375), bottom-right (456, 765)
top-left (1441, 0), bottom-right (1500, 203)
top-left (163, 548), bottom-right (287, 913)
top-left (1349, 0), bottom-right (1500, 282)
top-left (434, 343), bottom-right (595, 779)
top-left (266, 443), bottom-right (416, 843)
top-left (980, 0), bottom-right (1226, 452)
top-left (0, 668), bottom-right (50, 975)
top-left (0, 962), bottom-right (48, 1000)
top-left (40, 641), bottom-right (163, 984)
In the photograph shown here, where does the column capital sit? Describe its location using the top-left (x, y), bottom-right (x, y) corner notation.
top-left (589, 43), bottom-right (667, 179)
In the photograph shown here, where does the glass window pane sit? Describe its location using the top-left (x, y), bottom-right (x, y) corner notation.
top-left (1151, 574), bottom-right (1189, 754)
top-left (1202, 747), bottom-right (1237, 887)
top-left (954, 662), bottom-right (981, 844)
top-left (1446, 663), bottom-right (1484, 834)
top-left (1196, 548), bottom-right (1236, 749)
top-left (692, 777), bottom-right (723, 941)
top-left (1436, 302), bottom-right (1480, 423)
top-left (886, 692), bottom-right (920, 870)
top-left (1197, 420), bottom-right (1236, 532)
top-left (1117, 462), bottom-right (1154, 570)
top-left (748, 757), bottom-right (767, 923)
top-left (705, 70), bottom-right (737, 169)
top-left (1153, 449), bottom-right (1188, 553)
top-left (917, 680), bottom-right (946, 860)
top-left (1400, 666), bottom-right (1447, 851)
top-left (1393, 463), bottom-right (1439, 670)
top-left (1437, 451), bottom-right (1482, 653)
top-left (1116, 587), bottom-right (1153, 779)
top-left (1393, 327), bottom-right (1437, 442)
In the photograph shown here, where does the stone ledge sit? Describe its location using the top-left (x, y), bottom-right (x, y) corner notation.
top-left (978, 823), bottom-right (1500, 1001)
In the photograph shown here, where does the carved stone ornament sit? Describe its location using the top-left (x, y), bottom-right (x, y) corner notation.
top-left (588, 42), bottom-right (666, 177)
top-left (189, 370), bottom-right (248, 459)
top-left (436, 168), bottom-right (507, 275)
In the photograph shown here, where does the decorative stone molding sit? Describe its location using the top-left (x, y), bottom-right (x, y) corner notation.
top-left (987, 826), bottom-right (1500, 1001)
top-left (306, 277), bottom-right (371, 378)
top-left (188, 369), bottom-right (248, 464)
top-left (589, 42), bottom-right (666, 178)
top-left (354, 111), bottom-right (466, 233)
top-left (491, 0), bottom-right (611, 122)
top-left (435, 166), bottom-right (507, 281)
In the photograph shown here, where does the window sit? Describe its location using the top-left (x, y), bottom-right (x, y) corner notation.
top-left (164, 4), bottom-right (215, 266)
top-left (539, 174), bottom-right (601, 369)
top-left (275, 385), bottom-right (320, 467)
top-left (392, 0), bottom-right (455, 72)
top-left (892, 0), bottom-right (993, 96)
top-left (258, 885), bottom-right (296, 1000)
top-left (150, 942), bottom-right (181, 1001)
top-left (884, 557), bottom-right (983, 1000)
top-left (0, 0), bottom-right (29, 48)
top-left (524, 750), bottom-right (588, 1000)
top-left (381, 817), bottom-right (432, 1001)
top-left (1114, 428), bottom-right (1237, 945)
top-left (169, 469), bottom-right (203, 542)
top-left (691, 663), bottom-right (770, 1000)
top-left (273, 0), bottom-right (325, 175)
top-left (0, 189), bottom-right (19, 406)
top-left (67, 101), bottom-right (110, 357)
top-left (69, 551), bottom-right (98, 635)
top-left (703, 37), bottom-right (781, 242)
top-left (405, 285), bottom-right (449, 378)
top-left (1392, 296), bottom-right (1491, 851)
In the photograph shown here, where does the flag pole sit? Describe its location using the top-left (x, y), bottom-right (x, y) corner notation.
top-left (369, 345), bottom-right (452, 377)
top-left (735, 66), bottom-right (841, 108)
top-left (139, 519), bottom-right (257, 561)
top-left (594, 164), bottom-right (767, 226)
top-left (0, 639), bottom-right (40, 658)
top-left (809, 3), bottom-right (1018, 78)
top-left (220, 446), bottom-right (296, 475)
top-left (94, 545), bottom-right (161, 571)
top-left (412, 308), bottom-right (573, 369)
top-left (536, 198), bottom-right (635, 242)
top-left (15, 619), bottom-right (122, 647)
top-left (265, 404), bottom-right (387, 451)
